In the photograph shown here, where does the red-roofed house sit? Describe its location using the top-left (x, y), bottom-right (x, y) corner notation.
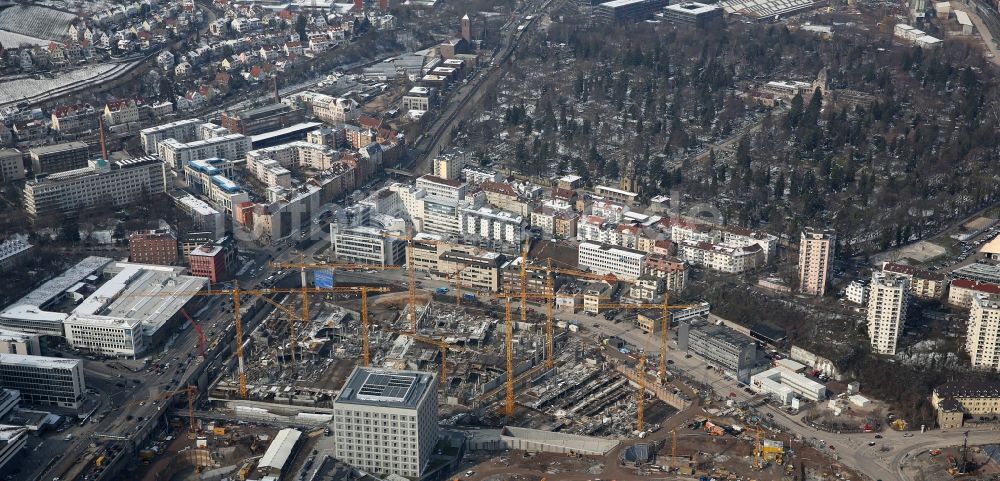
top-left (948, 279), bottom-right (1000, 309)
top-left (51, 103), bottom-right (96, 134)
top-left (104, 98), bottom-right (142, 126)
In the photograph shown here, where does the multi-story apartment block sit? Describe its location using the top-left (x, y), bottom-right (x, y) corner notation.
top-left (462, 167), bottom-right (502, 185)
top-left (578, 241), bottom-right (647, 280)
top-left (0, 354), bottom-right (85, 409)
top-left (23, 157), bottom-right (167, 218)
top-left (882, 262), bottom-right (946, 300)
top-left (402, 86), bottom-right (434, 112)
top-left (183, 158), bottom-right (250, 215)
top-left (140, 118), bottom-right (202, 154)
top-left (583, 282), bottom-right (614, 313)
top-left (0, 149), bottom-right (25, 183)
top-left (415, 175), bottom-right (466, 203)
top-left (158, 134), bottom-right (251, 170)
top-left (644, 254), bottom-right (688, 291)
top-left (333, 367), bottom-right (439, 478)
top-left (103, 99), bottom-right (142, 126)
top-left (50, 103), bottom-right (97, 134)
top-left (292, 92), bottom-right (360, 124)
top-left (676, 240), bottom-right (763, 274)
top-left (968, 293), bottom-right (1000, 371)
top-left (129, 229), bottom-right (178, 266)
top-left (867, 271), bottom-right (910, 355)
top-left (459, 206), bottom-right (524, 244)
top-left (480, 181), bottom-right (530, 216)
top-left (29, 142), bottom-right (89, 175)
top-left (439, 249), bottom-right (507, 293)
top-left (845, 280), bottom-right (869, 305)
top-left (948, 279), bottom-right (1000, 310)
top-left (246, 141), bottom-right (339, 187)
top-left (422, 199), bottom-right (462, 236)
top-left (799, 228), bottom-right (835, 296)
top-left (591, 199), bottom-right (628, 222)
top-left (331, 225), bottom-right (405, 267)
top-left (220, 102), bottom-right (303, 135)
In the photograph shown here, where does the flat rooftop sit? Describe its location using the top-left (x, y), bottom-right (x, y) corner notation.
top-left (0, 353), bottom-right (80, 370)
top-left (29, 141), bottom-right (88, 155)
top-left (71, 262), bottom-right (207, 334)
top-left (335, 367), bottom-right (435, 409)
top-left (2, 256), bottom-right (112, 313)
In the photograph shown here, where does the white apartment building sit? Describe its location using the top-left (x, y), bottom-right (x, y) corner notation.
top-left (422, 199), bottom-right (461, 236)
top-left (23, 157), bottom-right (167, 218)
top-left (139, 118), bottom-right (202, 154)
top-left (246, 141), bottom-right (339, 188)
top-left (591, 199), bottom-right (628, 222)
top-left (867, 271), bottom-right (910, 355)
top-left (672, 224), bottom-right (778, 262)
top-left (388, 183), bottom-right (426, 223)
top-left (462, 167), bottom-right (502, 185)
top-left (331, 225), bottom-right (405, 267)
top-left (459, 206), bottom-right (524, 244)
top-left (183, 158), bottom-right (250, 215)
top-left (578, 241), bottom-right (647, 280)
top-left (0, 354), bottom-right (86, 409)
top-left (292, 91), bottom-right (360, 124)
top-left (333, 367), bottom-right (439, 478)
top-left (158, 133), bottom-right (251, 170)
top-left (415, 175), bottom-right (466, 203)
top-left (402, 86), bottom-right (433, 111)
top-left (676, 239), bottom-right (763, 274)
top-left (968, 293), bottom-right (1000, 371)
top-left (799, 228), bottom-right (835, 296)
top-left (845, 280), bottom-right (869, 305)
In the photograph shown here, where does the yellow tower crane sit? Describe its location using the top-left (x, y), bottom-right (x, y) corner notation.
top-left (637, 354), bottom-right (646, 432)
top-left (382, 230), bottom-right (452, 333)
top-left (505, 294), bottom-right (515, 416)
top-left (267, 260), bottom-right (400, 364)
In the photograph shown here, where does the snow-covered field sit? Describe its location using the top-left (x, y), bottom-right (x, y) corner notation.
top-left (0, 29), bottom-right (49, 47)
top-left (0, 5), bottom-right (76, 41)
top-left (0, 63), bottom-right (132, 106)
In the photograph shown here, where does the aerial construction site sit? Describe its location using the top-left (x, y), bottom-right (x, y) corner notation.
top-left (99, 244), bottom-right (871, 481)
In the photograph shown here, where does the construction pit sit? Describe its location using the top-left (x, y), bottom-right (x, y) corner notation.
top-left (189, 283), bottom-right (865, 481)
top-left (901, 443), bottom-right (1000, 480)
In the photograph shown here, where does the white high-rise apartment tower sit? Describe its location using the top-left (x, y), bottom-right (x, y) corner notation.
top-left (799, 228), bottom-right (835, 296)
top-left (867, 271), bottom-right (910, 355)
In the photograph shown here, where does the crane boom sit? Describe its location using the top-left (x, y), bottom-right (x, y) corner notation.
top-left (545, 258), bottom-right (554, 368)
top-left (505, 296), bottom-right (515, 416)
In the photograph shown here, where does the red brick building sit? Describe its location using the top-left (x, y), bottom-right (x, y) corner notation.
top-left (129, 229), bottom-right (178, 265)
top-left (187, 235), bottom-right (239, 284)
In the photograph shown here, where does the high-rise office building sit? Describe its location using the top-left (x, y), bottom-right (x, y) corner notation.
top-left (799, 228), bottom-right (835, 296)
top-left (332, 367), bottom-right (439, 478)
top-left (867, 272), bottom-right (910, 355)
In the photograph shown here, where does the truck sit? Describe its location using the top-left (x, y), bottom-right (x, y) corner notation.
top-left (463, 293), bottom-right (476, 301)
